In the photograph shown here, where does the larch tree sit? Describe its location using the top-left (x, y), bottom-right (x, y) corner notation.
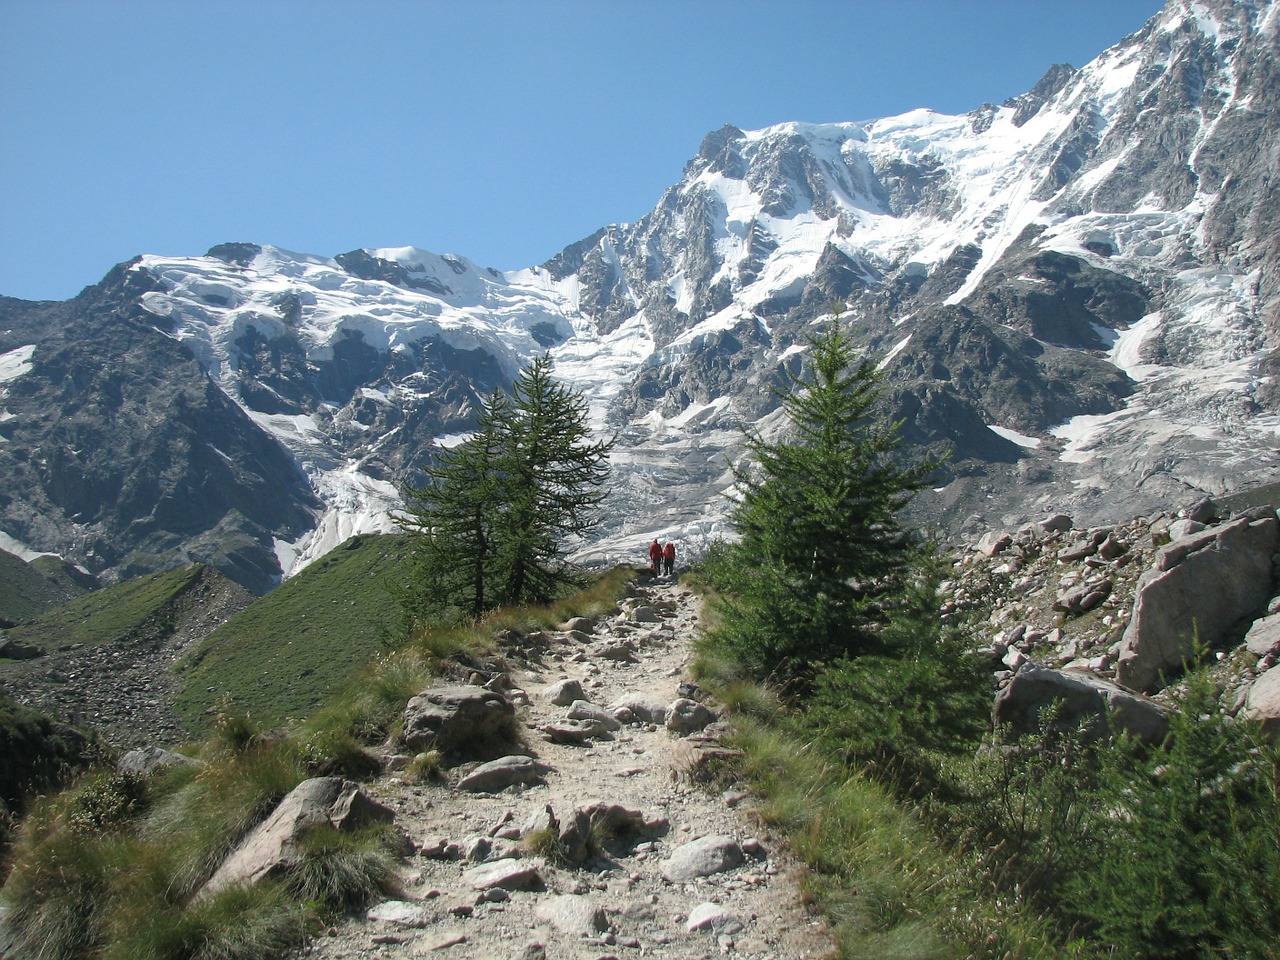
top-left (395, 354), bottom-right (613, 626)
top-left (713, 314), bottom-right (942, 680)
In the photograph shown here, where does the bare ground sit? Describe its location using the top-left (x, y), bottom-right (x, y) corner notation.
top-left (297, 579), bottom-right (833, 960)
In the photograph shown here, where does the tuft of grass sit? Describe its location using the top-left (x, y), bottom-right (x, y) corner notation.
top-left (404, 750), bottom-right (442, 783)
top-left (519, 826), bottom-right (563, 860)
top-left (280, 825), bottom-right (400, 914)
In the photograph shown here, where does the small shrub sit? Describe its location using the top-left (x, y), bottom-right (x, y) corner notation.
top-left (519, 826), bottom-right (564, 861)
top-left (405, 750), bottom-right (442, 782)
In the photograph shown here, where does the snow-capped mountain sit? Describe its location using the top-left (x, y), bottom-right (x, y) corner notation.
top-left (1, 0), bottom-right (1277, 591)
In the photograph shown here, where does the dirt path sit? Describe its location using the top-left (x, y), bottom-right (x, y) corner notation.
top-left (297, 579), bottom-right (832, 960)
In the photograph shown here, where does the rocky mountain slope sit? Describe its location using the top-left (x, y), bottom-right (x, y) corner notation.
top-left (0, 0), bottom-right (1277, 589)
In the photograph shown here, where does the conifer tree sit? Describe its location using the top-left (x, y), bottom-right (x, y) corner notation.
top-left (395, 389), bottom-right (510, 621)
top-left (395, 355), bottom-right (613, 624)
top-left (714, 313), bottom-right (941, 678)
top-left (498, 354), bottom-right (614, 606)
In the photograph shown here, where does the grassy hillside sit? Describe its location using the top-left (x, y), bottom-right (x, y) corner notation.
top-left (0, 548), bottom-right (87, 628)
top-left (173, 534), bottom-right (413, 734)
top-left (4, 565), bottom-right (204, 652)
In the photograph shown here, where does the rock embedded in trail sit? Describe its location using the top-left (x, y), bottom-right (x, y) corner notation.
top-left (566, 699), bottom-right (623, 731)
top-left (456, 755), bottom-right (543, 793)
top-left (462, 858), bottom-right (543, 892)
top-left (687, 902), bottom-right (746, 935)
top-left (544, 678), bottom-right (586, 706)
top-left (543, 718), bottom-right (614, 743)
top-left (609, 692), bottom-right (669, 724)
top-left (666, 697), bottom-right (717, 735)
top-left (534, 894), bottom-right (609, 936)
top-left (662, 834), bottom-right (745, 882)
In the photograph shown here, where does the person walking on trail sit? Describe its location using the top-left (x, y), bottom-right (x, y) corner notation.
top-left (663, 541), bottom-right (676, 576)
top-left (649, 538), bottom-right (663, 574)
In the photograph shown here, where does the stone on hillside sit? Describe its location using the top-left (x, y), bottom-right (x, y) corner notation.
top-left (544, 678), bottom-right (585, 706)
top-left (1245, 614), bottom-right (1280, 657)
top-left (402, 685), bottom-right (514, 755)
top-left (1244, 667), bottom-right (1280, 737)
top-left (662, 834), bottom-right (744, 882)
top-left (330, 782), bottom-right (396, 831)
top-left (368, 900), bottom-right (431, 928)
top-left (1168, 518), bottom-right (1206, 539)
top-left (118, 746), bottom-right (203, 777)
top-left (1038, 514), bottom-right (1074, 534)
top-left (561, 616), bottom-right (595, 633)
top-left (1116, 513), bottom-right (1280, 692)
top-left (1053, 577), bottom-right (1111, 615)
top-left (566, 699), bottom-right (622, 731)
top-left (535, 895), bottom-right (608, 936)
top-left (686, 902), bottom-right (746, 935)
top-left (456, 755), bottom-right (542, 793)
top-left (1059, 531), bottom-right (1106, 561)
top-left (994, 664), bottom-right (1169, 744)
top-left (630, 605), bottom-right (662, 623)
top-left (543, 718), bottom-right (613, 744)
top-left (565, 629), bottom-right (593, 644)
top-left (977, 531), bottom-right (1013, 557)
top-left (609, 692), bottom-right (669, 724)
top-left (201, 777), bottom-right (392, 897)
top-left (666, 697), bottom-right (716, 735)
top-left (0, 638), bottom-right (43, 660)
top-left (1186, 497), bottom-right (1218, 524)
top-left (1098, 534), bottom-right (1128, 560)
top-left (462, 858), bottom-right (542, 892)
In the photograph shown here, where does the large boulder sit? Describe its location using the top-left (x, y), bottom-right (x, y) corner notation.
top-left (401, 685), bottom-right (514, 755)
top-left (201, 777), bottom-right (394, 897)
top-left (994, 664), bottom-right (1169, 744)
top-left (1115, 513), bottom-right (1279, 692)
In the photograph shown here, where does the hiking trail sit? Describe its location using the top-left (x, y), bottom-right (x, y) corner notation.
top-left (296, 578), bottom-right (833, 960)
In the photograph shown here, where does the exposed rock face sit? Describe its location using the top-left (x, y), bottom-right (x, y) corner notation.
top-left (1115, 512), bottom-right (1279, 692)
top-left (201, 777), bottom-right (393, 897)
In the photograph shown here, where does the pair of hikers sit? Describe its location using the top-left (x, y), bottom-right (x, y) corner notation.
top-left (648, 538), bottom-right (676, 576)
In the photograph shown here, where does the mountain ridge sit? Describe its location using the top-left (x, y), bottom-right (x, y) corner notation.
top-left (0, 0), bottom-right (1276, 588)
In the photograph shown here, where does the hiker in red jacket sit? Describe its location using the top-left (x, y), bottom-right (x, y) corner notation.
top-left (649, 538), bottom-right (663, 574)
top-left (663, 541), bottom-right (676, 576)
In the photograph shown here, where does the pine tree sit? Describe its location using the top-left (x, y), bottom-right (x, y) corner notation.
top-left (714, 314), bottom-right (941, 679)
top-left (497, 354), bottom-right (614, 606)
top-left (395, 355), bottom-right (613, 625)
top-left (394, 389), bottom-right (511, 622)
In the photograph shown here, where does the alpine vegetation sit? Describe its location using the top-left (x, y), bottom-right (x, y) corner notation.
top-left (707, 313), bottom-right (943, 680)
top-left (394, 354), bottom-right (614, 625)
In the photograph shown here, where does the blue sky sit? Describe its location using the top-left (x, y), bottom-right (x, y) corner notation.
top-left (1, 0), bottom-right (1165, 302)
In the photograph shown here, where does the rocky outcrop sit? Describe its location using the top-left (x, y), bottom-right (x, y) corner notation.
top-left (1115, 512), bottom-right (1279, 692)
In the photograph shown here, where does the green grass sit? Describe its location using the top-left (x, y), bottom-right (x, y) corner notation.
top-left (0, 566), bottom-right (637, 960)
top-left (0, 547), bottom-right (86, 628)
top-left (4, 565), bottom-right (203, 653)
top-left (172, 535), bottom-right (414, 734)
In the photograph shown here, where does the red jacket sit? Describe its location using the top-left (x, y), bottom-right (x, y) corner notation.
top-left (663, 542), bottom-right (675, 559)
top-left (649, 541), bottom-right (662, 560)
